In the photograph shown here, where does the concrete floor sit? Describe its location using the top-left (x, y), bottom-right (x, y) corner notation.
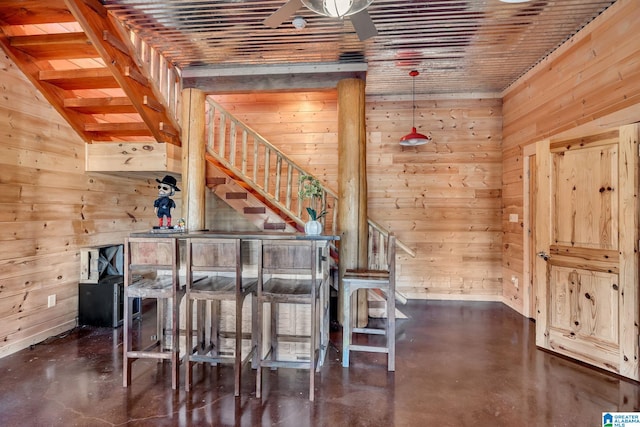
top-left (0, 300), bottom-right (638, 426)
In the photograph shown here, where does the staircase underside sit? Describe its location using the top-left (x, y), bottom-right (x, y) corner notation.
top-left (0, 0), bottom-right (180, 149)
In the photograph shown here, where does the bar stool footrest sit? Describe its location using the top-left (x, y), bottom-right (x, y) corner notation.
top-left (348, 344), bottom-right (390, 354)
top-left (126, 350), bottom-right (175, 360)
top-left (352, 327), bottom-right (386, 335)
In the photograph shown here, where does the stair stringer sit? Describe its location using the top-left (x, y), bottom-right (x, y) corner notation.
top-left (206, 160), bottom-right (298, 232)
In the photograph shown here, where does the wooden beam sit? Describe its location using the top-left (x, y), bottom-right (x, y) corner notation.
top-left (85, 141), bottom-right (181, 172)
top-left (181, 88), bottom-right (206, 231)
top-left (182, 63), bottom-right (367, 93)
top-left (337, 78), bottom-right (368, 327)
top-left (143, 96), bottom-right (165, 113)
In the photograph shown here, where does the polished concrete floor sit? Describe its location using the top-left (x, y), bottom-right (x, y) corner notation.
top-left (0, 300), bottom-right (638, 426)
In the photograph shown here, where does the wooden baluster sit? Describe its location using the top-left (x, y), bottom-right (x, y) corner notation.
top-left (286, 166), bottom-right (293, 212)
top-left (241, 130), bottom-right (248, 175)
top-left (275, 155), bottom-right (282, 202)
top-left (229, 120), bottom-right (237, 165)
top-left (218, 113), bottom-right (226, 157)
top-left (263, 147), bottom-right (270, 192)
top-left (207, 107), bottom-right (215, 152)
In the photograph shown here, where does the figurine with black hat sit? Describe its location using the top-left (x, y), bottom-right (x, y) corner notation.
top-left (154, 175), bottom-right (180, 229)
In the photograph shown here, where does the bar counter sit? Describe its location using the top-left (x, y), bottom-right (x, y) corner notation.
top-left (131, 229), bottom-right (340, 242)
top-left (124, 229), bottom-right (340, 378)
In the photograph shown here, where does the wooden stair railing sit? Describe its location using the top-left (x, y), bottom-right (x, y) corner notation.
top-left (0, 0), bottom-right (182, 145)
top-left (205, 98), bottom-right (416, 270)
top-left (205, 98), bottom-right (338, 237)
top-left (205, 161), bottom-right (298, 232)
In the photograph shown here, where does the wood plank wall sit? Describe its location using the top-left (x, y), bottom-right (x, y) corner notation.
top-left (212, 92), bottom-right (503, 300)
top-left (0, 53), bottom-right (169, 357)
top-left (501, 0), bottom-right (640, 314)
top-left (10, 0), bottom-right (636, 352)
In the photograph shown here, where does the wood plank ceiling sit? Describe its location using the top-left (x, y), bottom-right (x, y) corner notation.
top-left (101, 0), bottom-right (617, 97)
top-left (0, 0), bottom-right (619, 144)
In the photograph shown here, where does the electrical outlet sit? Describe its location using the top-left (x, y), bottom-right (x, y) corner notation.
top-left (47, 294), bottom-right (56, 308)
top-left (509, 213), bottom-right (519, 223)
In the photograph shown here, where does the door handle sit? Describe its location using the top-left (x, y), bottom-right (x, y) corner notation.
top-left (537, 251), bottom-right (551, 261)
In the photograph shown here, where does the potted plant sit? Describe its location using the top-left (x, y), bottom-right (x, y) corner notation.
top-left (298, 174), bottom-right (327, 235)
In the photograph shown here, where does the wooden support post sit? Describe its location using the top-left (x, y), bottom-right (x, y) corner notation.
top-left (181, 88), bottom-right (206, 231)
top-left (337, 78), bottom-right (369, 327)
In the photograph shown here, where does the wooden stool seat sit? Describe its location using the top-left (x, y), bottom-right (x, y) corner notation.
top-left (342, 234), bottom-right (396, 371)
top-left (127, 276), bottom-right (175, 296)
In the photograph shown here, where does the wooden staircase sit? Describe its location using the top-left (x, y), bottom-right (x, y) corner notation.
top-left (0, 0), bottom-right (181, 145)
top-left (205, 156), bottom-right (298, 233)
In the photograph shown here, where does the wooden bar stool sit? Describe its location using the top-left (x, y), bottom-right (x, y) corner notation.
top-left (123, 236), bottom-right (183, 389)
top-left (255, 239), bottom-right (323, 401)
top-left (184, 237), bottom-right (257, 395)
top-left (342, 233), bottom-right (396, 371)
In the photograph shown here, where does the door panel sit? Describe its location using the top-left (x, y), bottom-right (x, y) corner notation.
top-left (549, 267), bottom-right (618, 344)
top-left (535, 125), bottom-right (639, 380)
top-left (552, 144), bottom-right (618, 250)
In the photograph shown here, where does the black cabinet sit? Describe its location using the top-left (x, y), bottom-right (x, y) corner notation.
top-left (78, 275), bottom-right (140, 327)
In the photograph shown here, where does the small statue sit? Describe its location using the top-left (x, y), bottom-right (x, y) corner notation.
top-left (154, 175), bottom-right (180, 229)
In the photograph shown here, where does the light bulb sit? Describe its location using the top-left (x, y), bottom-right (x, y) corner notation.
top-left (324, 0), bottom-right (353, 17)
top-left (301, 0), bottom-right (372, 18)
top-left (292, 16), bottom-right (306, 29)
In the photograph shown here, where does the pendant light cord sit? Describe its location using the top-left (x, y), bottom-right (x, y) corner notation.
top-left (412, 73), bottom-right (416, 128)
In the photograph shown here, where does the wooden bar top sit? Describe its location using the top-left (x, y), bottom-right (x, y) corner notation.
top-left (130, 230), bottom-right (340, 241)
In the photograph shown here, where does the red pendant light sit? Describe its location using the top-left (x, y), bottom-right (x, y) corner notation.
top-left (400, 70), bottom-right (431, 146)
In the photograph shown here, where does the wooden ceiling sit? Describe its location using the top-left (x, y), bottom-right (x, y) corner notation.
top-left (0, 0), bottom-right (619, 145)
top-left (100, 0), bottom-right (617, 97)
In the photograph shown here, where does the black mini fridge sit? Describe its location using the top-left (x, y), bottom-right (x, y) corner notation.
top-left (78, 245), bottom-right (139, 327)
top-left (79, 275), bottom-right (130, 327)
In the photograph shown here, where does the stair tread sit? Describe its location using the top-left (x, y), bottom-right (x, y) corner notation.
top-left (263, 222), bottom-right (286, 230)
top-left (10, 32), bottom-right (97, 60)
top-left (39, 68), bottom-right (119, 90)
top-left (64, 97), bottom-right (137, 114)
top-left (226, 192), bottom-right (248, 200)
top-left (206, 177), bottom-right (226, 186)
top-left (0, 0), bottom-right (76, 26)
top-left (244, 207), bottom-right (266, 214)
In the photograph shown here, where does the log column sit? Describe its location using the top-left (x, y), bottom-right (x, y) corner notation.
top-left (181, 88), bottom-right (206, 231)
top-left (337, 78), bottom-right (369, 326)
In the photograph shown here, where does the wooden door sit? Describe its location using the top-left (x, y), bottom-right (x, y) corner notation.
top-left (534, 125), bottom-right (639, 380)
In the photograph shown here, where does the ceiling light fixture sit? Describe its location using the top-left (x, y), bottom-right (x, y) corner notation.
top-left (301, 0), bottom-right (373, 18)
top-left (400, 70), bottom-right (431, 147)
top-left (292, 16), bottom-right (306, 29)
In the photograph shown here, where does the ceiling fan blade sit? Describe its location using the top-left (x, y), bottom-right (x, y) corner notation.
top-left (263, 0), bottom-right (304, 28)
top-left (350, 10), bottom-right (377, 41)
